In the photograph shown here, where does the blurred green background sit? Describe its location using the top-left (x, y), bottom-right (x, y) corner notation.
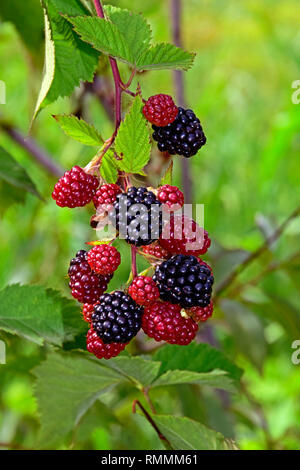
top-left (0, 0), bottom-right (300, 450)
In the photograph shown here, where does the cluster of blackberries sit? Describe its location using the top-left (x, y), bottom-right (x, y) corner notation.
top-left (143, 94), bottom-right (206, 158)
top-left (52, 93), bottom-right (211, 360)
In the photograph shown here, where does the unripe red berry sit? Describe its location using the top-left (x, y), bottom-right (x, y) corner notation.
top-left (82, 302), bottom-right (99, 323)
top-left (93, 183), bottom-right (122, 212)
top-left (160, 215), bottom-right (211, 256)
top-left (87, 327), bottom-right (127, 359)
top-left (141, 241), bottom-right (172, 261)
top-left (157, 185), bottom-right (184, 211)
top-left (68, 250), bottom-right (111, 304)
top-left (143, 94), bottom-right (178, 127)
top-left (142, 301), bottom-right (198, 345)
top-left (188, 302), bottom-right (214, 323)
top-left (87, 244), bottom-right (121, 275)
top-left (128, 276), bottom-right (160, 306)
top-left (52, 166), bottom-right (98, 208)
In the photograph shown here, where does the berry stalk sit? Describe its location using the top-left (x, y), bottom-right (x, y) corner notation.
top-left (93, 0), bottom-right (138, 281)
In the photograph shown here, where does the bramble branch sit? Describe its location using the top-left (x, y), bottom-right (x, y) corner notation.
top-left (170, 0), bottom-right (193, 204)
top-left (0, 122), bottom-right (63, 177)
top-left (214, 204), bottom-right (300, 299)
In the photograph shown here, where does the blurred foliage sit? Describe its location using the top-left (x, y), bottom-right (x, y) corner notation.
top-left (0, 0), bottom-right (300, 450)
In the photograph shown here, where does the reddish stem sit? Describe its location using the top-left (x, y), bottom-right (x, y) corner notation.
top-left (94, 0), bottom-right (137, 280)
top-left (132, 400), bottom-right (172, 449)
top-left (93, 0), bottom-right (122, 132)
top-left (131, 246), bottom-right (138, 278)
top-left (170, 0), bottom-right (193, 204)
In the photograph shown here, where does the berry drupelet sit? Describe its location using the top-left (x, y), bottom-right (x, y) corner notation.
top-left (92, 291), bottom-right (143, 344)
top-left (143, 94), bottom-right (178, 127)
top-left (152, 107), bottom-right (206, 158)
top-left (128, 276), bottom-right (160, 306)
top-left (87, 327), bottom-right (127, 359)
top-left (109, 186), bottom-right (163, 247)
top-left (68, 250), bottom-right (111, 304)
top-left (52, 166), bottom-right (98, 208)
top-left (142, 301), bottom-right (198, 345)
top-left (160, 215), bottom-right (211, 256)
top-left (87, 244), bottom-right (121, 275)
top-left (153, 254), bottom-right (214, 308)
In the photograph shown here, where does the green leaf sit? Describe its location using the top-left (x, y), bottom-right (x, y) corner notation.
top-left (152, 369), bottom-right (236, 392)
top-left (153, 342), bottom-right (243, 382)
top-left (0, 284), bottom-right (86, 347)
top-left (100, 150), bottom-right (118, 183)
top-left (144, 414), bottom-right (238, 450)
top-left (159, 161), bottom-right (173, 186)
top-left (53, 114), bottom-right (103, 146)
top-left (0, 146), bottom-right (41, 199)
top-left (32, 351), bottom-right (121, 448)
top-left (67, 16), bottom-right (134, 65)
top-left (104, 5), bottom-right (152, 60)
top-left (33, 0), bottom-right (99, 118)
top-left (115, 96), bottom-right (151, 174)
top-left (0, 0), bottom-right (44, 55)
top-left (136, 43), bottom-right (195, 71)
top-left (220, 299), bottom-right (267, 371)
top-left (107, 356), bottom-right (161, 387)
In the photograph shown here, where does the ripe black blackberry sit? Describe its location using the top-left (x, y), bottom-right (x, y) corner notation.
top-left (92, 291), bottom-right (143, 343)
top-left (153, 254), bottom-right (214, 308)
top-left (108, 186), bottom-right (163, 247)
top-left (152, 107), bottom-right (206, 158)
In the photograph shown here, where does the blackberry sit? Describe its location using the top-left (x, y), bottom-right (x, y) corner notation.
top-left (93, 183), bottom-right (122, 212)
top-left (142, 301), bottom-right (198, 345)
top-left (143, 94), bottom-right (178, 127)
top-left (109, 186), bottom-right (163, 247)
top-left (152, 107), bottom-right (206, 158)
top-left (188, 302), bottom-right (214, 323)
top-left (68, 250), bottom-right (111, 304)
top-left (157, 184), bottom-right (184, 212)
top-left (52, 166), bottom-right (98, 208)
top-left (141, 241), bottom-right (172, 261)
top-left (153, 254), bottom-right (214, 308)
top-left (128, 276), bottom-right (160, 306)
top-left (160, 215), bottom-right (211, 256)
top-left (92, 291), bottom-right (143, 343)
top-left (87, 244), bottom-right (121, 275)
top-left (87, 327), bottom-right (127, 359)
